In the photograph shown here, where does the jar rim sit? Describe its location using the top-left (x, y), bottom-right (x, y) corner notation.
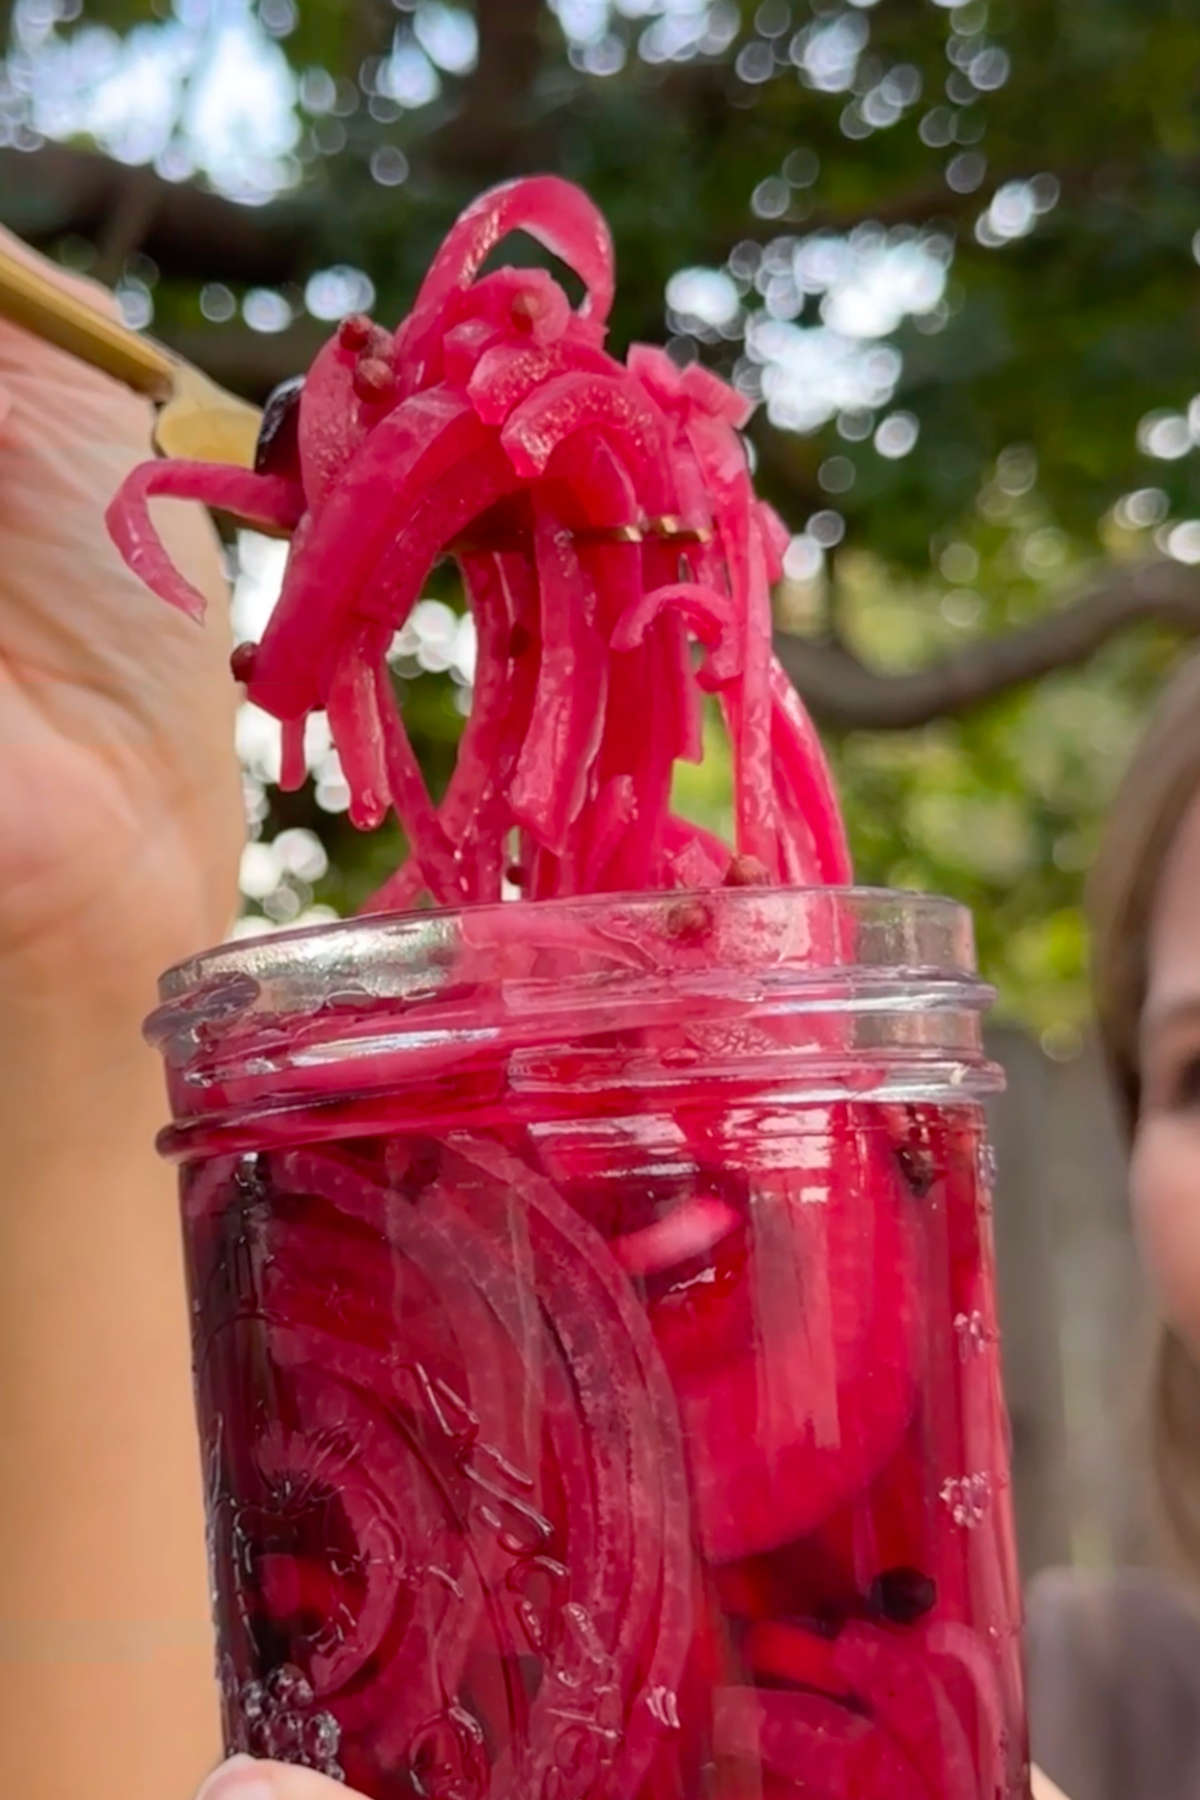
top-left (147, 887), bottom-right (1003, 1158)
top-left (157, 885), bottom-right (984, 1003)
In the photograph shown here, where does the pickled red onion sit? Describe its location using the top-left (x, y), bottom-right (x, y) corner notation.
top-left (106, 174), bottom-right (852, 903)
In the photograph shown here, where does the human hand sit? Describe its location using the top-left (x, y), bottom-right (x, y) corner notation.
top-left (197, 1756), bottom-right (367, 1799)
top-left (0, 230), bottom-right (241, 1799)
top-left (0, 225), bottom-right (242, 996)
top-left (193, 1755), bottom-right (1073, 1800)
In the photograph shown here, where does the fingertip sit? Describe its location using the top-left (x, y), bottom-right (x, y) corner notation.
top-left (196, 1755), bottom-right (364, 1799)
top-left (195, 1753), bottom-right (273, 1799)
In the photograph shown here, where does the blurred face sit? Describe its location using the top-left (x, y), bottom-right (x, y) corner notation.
top-left (1133, 788), bottom-right (1200, 1356)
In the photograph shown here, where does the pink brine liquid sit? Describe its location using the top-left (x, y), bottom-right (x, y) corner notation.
top-left (178, 965), bottom-right (1025, 1800)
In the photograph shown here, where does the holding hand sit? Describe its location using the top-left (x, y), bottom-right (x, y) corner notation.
top-left (0, 223), bottom-right (241, 981)
top-left (0, 230), bottom-right (241, 1797)
top-left (195, 1756), bottom-right (1072, 1798)
top-left (198, 1758), bottom-right (367, 1799)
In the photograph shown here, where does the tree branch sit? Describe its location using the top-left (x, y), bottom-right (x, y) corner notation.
top-left (774, 559), bottom-right (1200, 730)
top-left (1, 112), bottom-right (1173, 326)
top-left (0, 143), bottom-right (317, 285)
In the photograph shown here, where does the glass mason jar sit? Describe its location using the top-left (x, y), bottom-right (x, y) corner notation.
top-left (147, 888), bottom-right (1028, 1800)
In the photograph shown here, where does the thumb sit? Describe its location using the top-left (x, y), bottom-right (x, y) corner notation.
top-left (1032, 1769), bottom-right (1072, 1800)
top-left (196, 1755), bottom-right (365, 1800)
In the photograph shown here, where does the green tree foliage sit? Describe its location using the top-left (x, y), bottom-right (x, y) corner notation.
top-left (3, 0), bottom-right (1199, 1029)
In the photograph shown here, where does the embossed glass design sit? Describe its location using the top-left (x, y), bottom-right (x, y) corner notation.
top-left (148, 889), bottom-right (1028, 1798)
